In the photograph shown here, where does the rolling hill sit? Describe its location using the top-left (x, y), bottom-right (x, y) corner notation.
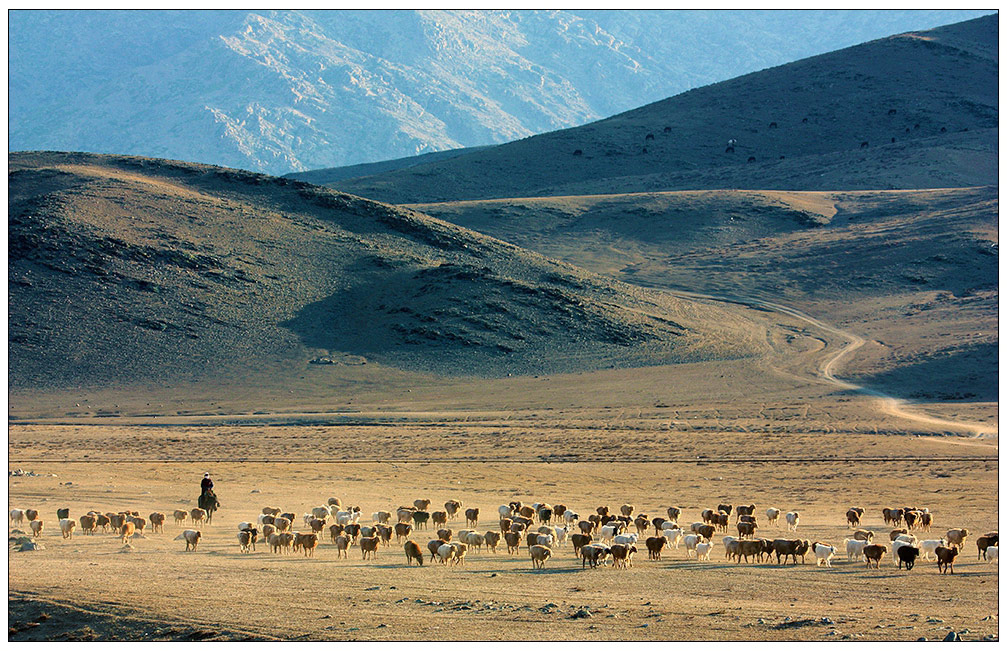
top-left (330, 15), bottom-right (998, 203)
top-left (11, 10), bottom-right (991, 176)
top-left (8, 152), bottom-right (766, 395)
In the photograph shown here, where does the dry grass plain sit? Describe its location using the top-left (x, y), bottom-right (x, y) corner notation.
top-left (8, 454), bottom-right (998, 641)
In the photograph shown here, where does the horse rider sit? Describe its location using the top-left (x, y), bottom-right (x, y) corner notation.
top-left (201, 472), bottom-right (214, 496)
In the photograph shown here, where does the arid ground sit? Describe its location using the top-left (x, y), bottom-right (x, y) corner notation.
top-left (8, 15), bottom-right (998, 643)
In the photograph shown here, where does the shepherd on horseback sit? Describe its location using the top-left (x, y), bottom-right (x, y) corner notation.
top-left (198, 473), bottom-right (220, 524)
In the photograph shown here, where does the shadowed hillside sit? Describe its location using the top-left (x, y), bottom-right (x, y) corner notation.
top-left (332, 16), bottom-right (997, 202)
top-left (410, 186), bottom-right (998, 402)
top-left (8, 152), bottom-right (766, 393)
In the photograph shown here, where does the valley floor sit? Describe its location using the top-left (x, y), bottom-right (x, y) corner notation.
top-left (7, 457), bottom-right (998, 641)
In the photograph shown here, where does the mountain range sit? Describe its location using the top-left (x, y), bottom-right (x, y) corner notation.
top-left (10, 10), bottom-right (992, 176)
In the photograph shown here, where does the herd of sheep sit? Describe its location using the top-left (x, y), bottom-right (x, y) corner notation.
top-left (9, 499), bottom-right (997, 576)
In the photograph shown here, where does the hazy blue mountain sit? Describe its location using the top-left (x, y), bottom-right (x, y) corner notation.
top-left (10, 10), bottom-right (993, 175)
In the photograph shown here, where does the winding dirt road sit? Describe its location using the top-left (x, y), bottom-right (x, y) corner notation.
top-left (666, 288), bottom-right (998, 442)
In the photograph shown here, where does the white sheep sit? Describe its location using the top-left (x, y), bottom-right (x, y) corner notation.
top-left (59, 518), bottom-right (76, 539)
top-left (536, 533), bottom-right (555, 549)
top-left (563, 511), bottom-right (578, 526)
top-left (498, 505), bottom-right (513, 518)
top-left (696, 541), bottom-right (714, 561)
top-left (10, 509), bottom-right (25, 526)
top-left (844, 538), bottom-right (868, 562)
top-left (786, 511), bottom-right (799, 531)
top-left (311, 506), bottom-right (330, 520)
top-left (552, 525), bottom-right (568, 546)
top-left (600, 525), bottom-right (619, 543)
top-left (683, 534), bottom-right (701, 558)
top-left (986, 546), bottom-right (998, 563)
top-left (662, 528), bottom-right (684, 549)
top-left (813, 542), bottom-right (836, 567)
top-left (920, 538), bottom-right (946, 561)
top-left (613, 533), bottom-right (638, 546)
top-left (766, 508), bottom-right (781, 526)
top-left (721, 535), bottom-right (738, 559)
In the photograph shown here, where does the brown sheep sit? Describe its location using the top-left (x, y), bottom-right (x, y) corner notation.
top-left (377, 524), bottom-right (393, 545)
top-left (189, 508), bottom-right (206, 529)
top-left (945, 528), bottom-right (969, 548)
top-left (428, 539), bottom-right (445, 562)
top-left (444, 500), bottom-right (462, 520)
top-left (505, 531), bottom-right (521, 554)
top-left (29, 520), bottom-right (44, 537)
top-left (261, 524), bottom-right (276, 542)
top-left (772, 539), bottom-right (810, 565)
top-left (120, 521), bottom-right (136, 544)
top-left (359, 535), bottom-right (380, 559)
top-left (262, 506), bottom-right (281, 516)
top-left (519, 506), bottom-right (536, 519)
top-left (596, 506), bottom-right (610, 517)
top-left (666, 506), bottom-right (682, 522)
top-left (309, 518), bottom-right (326, 536)
top-left (634, 515), bottom-right (650, 535)
top-left (181, 529), bottom-right (201, 551)
top-left (715, 513), bottom-right (730, 532)
top-left (79, 514), bottom-right (97, 535)
top-left (326, 498), bottom-right (341, 507)
top-left (736, 504), bottom-right (756, 521)
top-left (344, 523), bottom-right (361, 542)
top-left (889, 528), bottom-right (908, 541)
top-left (718, 504), bottom-right (733, 517)
top-left (465, 508), bottom-right (480, 528)
top-left (411, 511), bottom-right (431, 530)
top-left (529, 544), bottom-right (552, 569)
top-left (846, 508), bottom-right (862, 528)
top-left (646, 536), bottom-right (668, 560)
top-left (237, 530), bottom-right (254, 553)
top-left (404, 540), bottom-right (424, 565)
top-left (853, 529), bottom-right (874, 542)
top-left (413, 499), bottom-right (431, 511)
top-left (25, 509), bottom-right (39, 522)
top-left (935, 545), bottom-right (959, 574)
top-left (298, 533), bottom-right (320, 557)
top-left (580, 544), bottom-right (608, 568)
top-left (977, 533), bottom-right (998, 560)
top-left (572, 533), bottom-right (593, 556)
top-left (329, 523), bottom-right (343, 542)
top-left (739, 515), bottom-right (757, 525)
top-left (96, 513), bottom-right (111, 533)
top-left (450, 541), bottom-right (468, 566)
top-left (737, 521), bottom-right (756, 539)
top-left (436, 528), bottom-right (453, 542)
top-left (334, 534), bottom-right (350, 558)
top-left (578, 520), bottom-right (595, 534)
top-left (109, 513), bottom-right (126, 534)
top-left (736, 539), bottom-right (762, 563)
top-left (904, 510), bottom-right (921, 530)
top-left (149, 512), bottom-right (165, 533)
top-left (701, 509), bottom-right (716, 524)
top-left (432, 511), bottom-right (448, 526)
top-left (397, 507), bottom-right (415, 523)
top-left (394, 522), bottom-right (413, 543)
top-left (273, 516), bottom-right (291, 533)
top-left (920, 512), bottom-right (933, 531)
top-left (129, 516), bottom-right (147, 535)
top-left (484, 530), bottom-right (501, 553)
top-left (499, 518), bottom-right (513, 533)
top-left (620, 504), bottom-right (634, 517)
top-left (863, 544), bottom-right (888, 568)
top-left (554, 504), bottom-right (567, 518)
top-left (610, 543), bottom-right (636, 568)
top-left (696, 524), bottom-right (716, 541)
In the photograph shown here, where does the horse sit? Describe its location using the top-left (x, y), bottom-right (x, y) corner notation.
top-left (198, 491), bottom-right (221, 524)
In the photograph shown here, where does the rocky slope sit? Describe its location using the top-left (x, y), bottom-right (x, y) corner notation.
top-left (10, 10), bottom-right (990, 176)
top-left (8, 152), bottom-right (764, 393)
